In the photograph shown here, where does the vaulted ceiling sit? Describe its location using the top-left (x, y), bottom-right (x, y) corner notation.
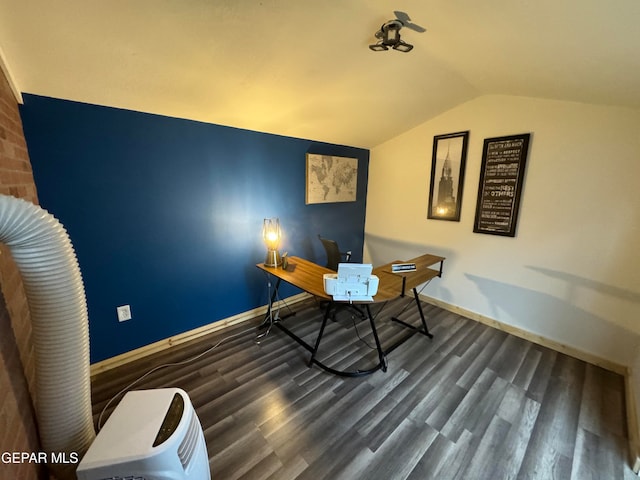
top-left (1, 1), bottom-right (639, 148)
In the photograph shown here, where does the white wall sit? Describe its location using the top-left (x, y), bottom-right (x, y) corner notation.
top-left (364, 94), bottom-right (640, 367)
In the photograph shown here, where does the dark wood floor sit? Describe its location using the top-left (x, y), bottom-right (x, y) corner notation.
top-left (91, 297), bottom-right (637, 479)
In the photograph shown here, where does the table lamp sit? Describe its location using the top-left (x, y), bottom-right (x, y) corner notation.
top-left (262, 217), bottom-right (282, 267)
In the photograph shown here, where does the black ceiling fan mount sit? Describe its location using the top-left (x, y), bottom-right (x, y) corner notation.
top-left (369, 11), bottom-right (426, 53)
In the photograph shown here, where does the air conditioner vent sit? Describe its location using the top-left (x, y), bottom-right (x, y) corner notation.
top-left (177, 408), bottom-right (202, 470)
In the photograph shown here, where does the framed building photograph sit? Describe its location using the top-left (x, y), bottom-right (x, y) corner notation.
top-left (427, 131), bottom-right (469, 221)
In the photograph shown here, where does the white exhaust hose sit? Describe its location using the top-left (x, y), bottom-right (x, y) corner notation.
top-left (0, 194), bottom-right (95, 480)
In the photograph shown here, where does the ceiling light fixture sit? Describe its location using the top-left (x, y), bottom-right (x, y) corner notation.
top-left (369, 20), bottom-right (413, 53)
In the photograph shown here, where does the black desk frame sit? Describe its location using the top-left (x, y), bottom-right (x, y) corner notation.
top-left (258, 256), bottom-right (444, 377)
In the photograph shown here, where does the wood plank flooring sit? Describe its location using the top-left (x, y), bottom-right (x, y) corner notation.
top-left (90, 297), bottom-right (637, 479)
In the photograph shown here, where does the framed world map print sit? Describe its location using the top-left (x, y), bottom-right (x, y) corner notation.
top-left (305, 154), bottom-right (358, 204)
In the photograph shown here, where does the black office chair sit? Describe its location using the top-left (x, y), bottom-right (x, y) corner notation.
top-left (318, 235), bottom-right (365, 320)
top-left (318, 235), bottom-right (352, 271)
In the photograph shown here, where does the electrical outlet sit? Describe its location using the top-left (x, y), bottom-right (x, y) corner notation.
top-left (117, 305), bottom-right (132, 322)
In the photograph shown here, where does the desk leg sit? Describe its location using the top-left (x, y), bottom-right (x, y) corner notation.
top-left (256, 277), bottom-right (297, 344)
top-left (308, 302), bottom-right (333, 367)
top-left (387, 290), bottom-right (434, 354)
top-left (258, 278), bottom-right (281, 328)
top-left (301, 301), bottom-right (387, 376)
top-left (365, 304), bottom-right (387, 372)
top-left (412, 288), bottom-right (433, 338)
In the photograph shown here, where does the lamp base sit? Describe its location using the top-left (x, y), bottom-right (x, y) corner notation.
top-left (264, 249), bottom-right (282, 267)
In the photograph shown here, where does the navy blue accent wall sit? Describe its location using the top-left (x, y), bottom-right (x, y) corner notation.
top-left (19, 94), bottom-right (369, 363)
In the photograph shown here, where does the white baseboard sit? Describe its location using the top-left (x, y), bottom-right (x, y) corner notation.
top-left (624, 374), bottom-right (640, 474)
top-left (90, 293), bottom-right (312, 376)
top-left (93, 292), bottom-right (628, 376)
top-left (418, 293), bottom-right (626, 375)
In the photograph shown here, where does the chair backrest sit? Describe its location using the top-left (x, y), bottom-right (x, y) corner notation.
top-left (318, 235), bottom-right (343, 271)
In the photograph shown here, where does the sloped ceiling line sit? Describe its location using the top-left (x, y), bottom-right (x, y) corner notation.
top-left (0, 1), bottom-right (639, 147)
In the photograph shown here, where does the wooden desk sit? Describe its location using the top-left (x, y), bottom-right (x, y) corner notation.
top-left (374, 253), bottom-right (445, 298)
top-left (256, 256), bottom-right (403, 302)
top-left (256, 254), bottom-right (445, 376)
top-left (373, 254), bottom-right (445, 353)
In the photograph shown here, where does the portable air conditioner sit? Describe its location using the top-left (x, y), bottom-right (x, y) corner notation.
top-left (76, 388), bottom-right (210, 480)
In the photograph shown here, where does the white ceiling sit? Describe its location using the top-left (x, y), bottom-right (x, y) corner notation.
top-left (1, 0), bottom-right (639, 148)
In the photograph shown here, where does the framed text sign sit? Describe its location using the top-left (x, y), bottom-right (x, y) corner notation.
top-left (473, 133), bottom-right (531, 237)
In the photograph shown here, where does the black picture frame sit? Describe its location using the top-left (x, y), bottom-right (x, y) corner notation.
top-left (427, 131), bottom-right (469, 221)
top-left (473, 133), bottom-right (531, 237)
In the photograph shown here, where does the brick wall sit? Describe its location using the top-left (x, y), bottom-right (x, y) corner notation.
top-left (0, 67), bottom-right (47, 479)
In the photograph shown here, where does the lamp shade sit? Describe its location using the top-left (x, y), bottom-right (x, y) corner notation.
top-left (262, 218), bottom-right (282, 267)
